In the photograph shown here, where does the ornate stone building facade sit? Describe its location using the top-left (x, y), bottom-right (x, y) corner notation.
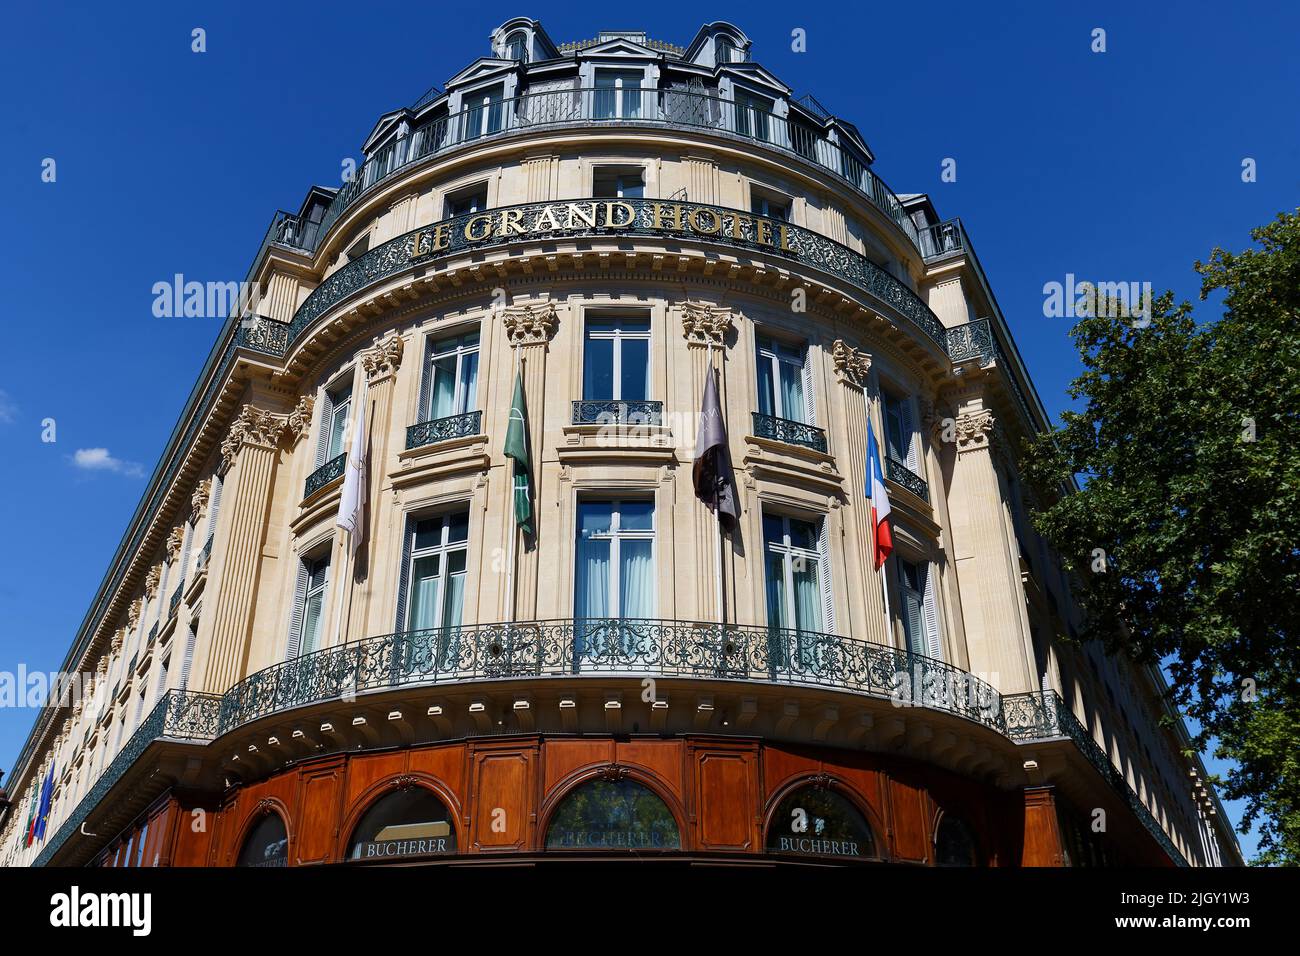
top-left (2, 19), bottom-right (1238, 868)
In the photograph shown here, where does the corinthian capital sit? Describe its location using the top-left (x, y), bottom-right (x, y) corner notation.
top-left (144, 564), bottom-right (161, 599)
top-left (220, 404), bottom-right (288, 471)
top-left (501, 301), bottom-right (559, 347)
top-left (954, 409), bottom-right (997, 453)
top-left (286, 394), bottom-right (315, 444)
top-left (678, 300), bottom-right (734, 348)
top-left (191, 477), bottom-right (212, 523)
top-left (831, 339), bottom-right (872, 386)
top-left (360, 333), bottom-right (405, 383)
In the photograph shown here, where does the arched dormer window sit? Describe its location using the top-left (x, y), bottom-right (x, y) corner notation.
top-left (715, 36), bottom-right (739, 65)
top-left (505, 31), bottom-right (529, 63)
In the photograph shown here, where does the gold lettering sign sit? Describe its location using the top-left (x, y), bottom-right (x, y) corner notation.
top-left (407, 202), bottom-right (793, 260)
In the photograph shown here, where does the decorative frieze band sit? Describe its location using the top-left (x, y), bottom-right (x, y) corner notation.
top-left (831, 339), bottom-right (872, 386)
top-left (678, 300), bottom-right (734, 348)
top-left (501, 301), bottom-right (559, 347)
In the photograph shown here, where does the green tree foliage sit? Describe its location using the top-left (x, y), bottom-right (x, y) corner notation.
top-left (1022, 211), bottom-right (1300, 865)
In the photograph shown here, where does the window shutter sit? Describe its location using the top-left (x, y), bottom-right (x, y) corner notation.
top-left (394, 518), bottom-right (415, 632)
top-left (178, 622), bottom-right (198, 690)
top-left (417, 341), bottom-right (433, 423)
top-left (286, 561), bottom-right (309, 660)
top-left (206, 474), bottom-right (223, 540)
top-left (153, 657), bottom-right (169, 704)
top-left (900, 396), bottom-right (920, 471)
top-left (817, 517), bottom-right (835, 634)
top-left (921, 563), bottom-right (943, 660)
top-left (314, 389), bottom-right (333, 467)
top-left (899, 561), bottom-right (924, 656)
top-left (801, 350), bottom-right (816, 426)
top-left (178, 524), bottom-right (193, 589)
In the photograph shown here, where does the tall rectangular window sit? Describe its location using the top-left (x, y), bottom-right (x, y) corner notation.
top-left (464, 84), bottom-right (504, 139)
top-left (881, 390), bottom-right (917, 469)
top-left (735, 90), bottom-right (773, 141)
top-left (289, 554), bottom-right (330, 658)
top-left (594, 69), bottom-right (643, 119)
top-left (897, 557), bottom-right (941, 660)
top-left (320, 382), bottom-right (352, 464)
top-left (755, 335), bottom-right (809, 423)
top-left (583, 319), bottom-right (650, 402)
top-left (404, 512), bottom-right (469, 633)
top-left (750, 193), bottom-right (789, 220)
top-left (762, 514), bottom-right (825, 634)
top-left (422, 332), bottom-right (479, 421)
top-left (445, 185), bottom-right (488, 218)
top-left (575, 501), bottom-right (655, 621)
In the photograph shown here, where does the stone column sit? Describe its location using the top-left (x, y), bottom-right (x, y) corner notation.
top-left (945, 401), bottom-right (1035, 692)
top-left (352, 332), bottom-right (404, 639)
top-left (500, 302), bottom-right (558, 621)
top-left (195, 404), bottom-right (289, 694)
top-left (679, 302), bottom-right (735, 623)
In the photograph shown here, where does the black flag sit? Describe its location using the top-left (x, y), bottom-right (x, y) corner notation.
top-left (692, 366), bottom-right (739, 531)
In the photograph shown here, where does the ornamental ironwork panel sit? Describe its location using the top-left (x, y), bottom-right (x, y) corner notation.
top-left (32, 690), bottom-right (220, 866)
top-left (944, 317), bottom-right (995, 365)
top-left (405, 410), bottom-right (482, 450)
top-left (304, 453), bottom-right (346, 498)
top-left (571, 400), bottom-right (663, 426)
top-left (751, 412), bottom-right (828, 453)
top-left (885, 457), bottom-right (929, 502)
top-left (236, 315), bottom-right (291, 355)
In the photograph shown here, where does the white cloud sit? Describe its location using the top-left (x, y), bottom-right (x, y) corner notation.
top-left (71, 447), bottom-right (145, 478)
top-left (0, 389), bottom-right (16, 425)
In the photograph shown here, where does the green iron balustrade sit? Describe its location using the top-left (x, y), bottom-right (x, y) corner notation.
top-left (885, 457), bottom-right (929, 502)
top-left (571, 400), bottom-right (663, 426)
top-left (215, 618), bottom-right (1005, 735)
top-left (405, 409), bottom-right (483, 450)
top-left (751, 412), bottom-right (828, 453)
top-left (291, 87), bottom-right (920, 258)
top-left (1003, 690), bottom-right (1189, 867)
top-left (304, 453), bottom-right (346, 498)
top-left (32, 690), bottom-right (222, 866)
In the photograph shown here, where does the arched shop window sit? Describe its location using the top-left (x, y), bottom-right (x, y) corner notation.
top-left (934, 812), bottom-right (979, 866)
top-left (347, 787), bottom-right (456, 861)
top-left (545, 776), bottom-right (680, 850)
top-left (236, 813), bottom-right (289, 868)
top-left (766, 784), bottom-right (878, 860)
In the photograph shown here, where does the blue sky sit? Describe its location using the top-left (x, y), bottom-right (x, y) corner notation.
top-left (0, 0), bottom-right (1295, 861)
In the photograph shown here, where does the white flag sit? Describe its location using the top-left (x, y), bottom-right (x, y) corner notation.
top-left (336, 402), bottom-right (367, 553)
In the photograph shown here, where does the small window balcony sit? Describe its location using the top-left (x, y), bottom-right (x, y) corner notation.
top-left (405, 410), bottom-right (483, 450)
top-left (304, 453), bottom-right (346, 498)
top-left (571, 400), bottom-right (663, 426)
top-left (885, 457), bottom-right (929, 503)
top-left (751, 412), bottom-right (827, 454)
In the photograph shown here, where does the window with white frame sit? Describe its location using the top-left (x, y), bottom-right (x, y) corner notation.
top-left (762, 513), bottom-right (831, 636)
top-left (755, 334), bottom-right (811, 424)
top-left (583, 317), bottom-right (651, 402)
top-left (463, 84), bottom-right (504, 140)
top-left (735, 90), bottom-right (774, 141)
top-left (896, 556), bottom-right (941, 660)
top-left (445, 183), bottom-right (488, 218)
top-left (750, 189), bottom-right (789, 220)
top-left (505, 31), bottom-right (528, 62)
top-left (881, 389), bottom-right (919, 472)
top-left (574, 500), bottom-right (655, 621)
top-left (593, 166), bottom-right (645, 199)
top-left (594, 69), bottom-right (644, 119)
top-left (398, 511), bottom-right (469, 633)
top-left (421, 331), bottom-right (479, 422)
top-left (715, 36), bottom-right (741, 64)
top-left (319, 380), bottom-right (353, 465)
top-left (288, 552), bottom-right (330, 658)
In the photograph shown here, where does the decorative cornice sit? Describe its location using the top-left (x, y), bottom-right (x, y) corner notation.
top-left (831, 338), bottom-right (872, 386)
top-left (954, 409), bottom-right (996, 453)
top-left (220, 404), bottom-right (289, 471)
top-left (501, 301), bottom-right (559, 347)
top-left (678, 300), bottom-right (734, 348)
top-left (360, 333), bottom-right (405, 383)
top-left (286, 395), bottom-right (315, 444)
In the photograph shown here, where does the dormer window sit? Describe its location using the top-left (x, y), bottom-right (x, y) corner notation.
top-left (505, 31), bottom-right (528, 63)
top-left (715, 36), bottom-right (742, 64)
top-left (594, 69), bottom-right (644, 120)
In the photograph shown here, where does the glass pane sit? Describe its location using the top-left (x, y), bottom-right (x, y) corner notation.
top-left (619, 176), bottom-right (644, 198)
top-left (408, 555), bottom-right (441, 631)
top-left (430, 356), bottom-right (457, 419)
top-left (618, 539), bottom-right (654, 619)
top-left (766, 552), bottom-right (789, 631)
top-left (789, 518), bottom-right (819, 552)
top-left (583, 336), bottom-right (615, 400)
top-left (792, 558), bottom-right (823, 633)
top-left (441, 573), bottom-right (465, 630)
top-left (576, 538), bottom-right (611, 618)
top-left (579, 501), bottom-right (614, 537)
top-left (756, 356), bottom-right (776, 417)
top-left (328, 402), bottom-right (349, 458)
top-left (618, 501), bottom-right (653, 531)
top-left (301, 592), bottom-right (324, 655)
top-left (414, 519), bottom-right (442, 551)
top-left (446, 511), bottom-right (469, 544)
top-left (762, 514), bottom-right (784, 546)
top-left (619, 338), bottom-right (649, 401)
top-left (779, 360), bottom-right (804, 422)
top-left (767, 787), bottom-right (876, 859)
top-left (446, 549), bottom-right (467, 574)
top-left (308, 558), bottom-right (329, 590)
top-left (459, 351), bottom-right (479, 413)
top-left (544, 779), bottom-right (680, 849)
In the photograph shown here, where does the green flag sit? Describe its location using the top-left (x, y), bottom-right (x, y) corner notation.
top-left (504, 368), bottom-right (533, 536)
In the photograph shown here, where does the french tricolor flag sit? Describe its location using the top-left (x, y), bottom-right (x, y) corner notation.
top-left (866, 420), bottom-right (894, 569)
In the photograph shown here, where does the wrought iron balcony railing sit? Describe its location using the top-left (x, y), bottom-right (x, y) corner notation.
top-left (217, 617), bottom-right (1004, 734)
top-left (405, 410), bottom-right (482, 450)
top-left (571, 399), bottom-right (663, 426)
top-left (885, 457), bottom-right (929, 503)
top-left (277, 87), bottom-right (919, 258)
top-left (304, 453), bottom-right (346, 498)
top-left (751, 412), bottom-right (828, 453)
top-left (918, 218), bottom-right (966, 261)
top-left (32, 690), bottom-right (221, 867)
top-left (1003, 690), bottom-right (1188, 867)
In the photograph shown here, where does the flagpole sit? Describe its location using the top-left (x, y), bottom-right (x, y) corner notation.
top-left (505, 344), bottom-right (520, 624)
top-left (863, 380), bottom-right (892, 638)
top-left (709, 342), bottom-right (725, 626)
